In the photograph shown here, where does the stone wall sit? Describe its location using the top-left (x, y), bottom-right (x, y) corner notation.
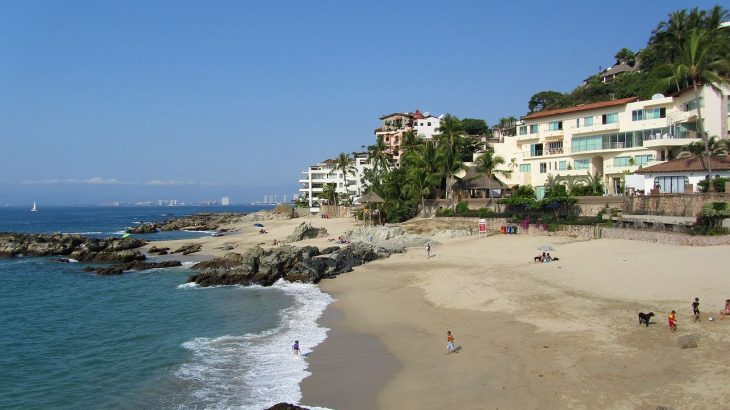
top-left (622, 193), bottom-right (730, 217)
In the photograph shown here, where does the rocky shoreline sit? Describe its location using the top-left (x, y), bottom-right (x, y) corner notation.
top-left (187, 242), bottom-right (396, 287)
top-left (126, 208), bottom-right (297, 234)
top-left (0, 232), bottom-right (147, 263)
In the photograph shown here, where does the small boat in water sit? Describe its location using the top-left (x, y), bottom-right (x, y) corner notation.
top-left (31, 202), bottom-right (37, 212)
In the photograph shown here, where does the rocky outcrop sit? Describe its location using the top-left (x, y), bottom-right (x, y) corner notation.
top-left (265, 403), bottom-right (309, 410)
top-left (126, 223), bottom-right (158, 234)
top-left (84, 260), bottom-right (182, 275)
top-left (148, 246), bottom-right (170, 255)
top-left (345, 226), bottom-right (435, 251)
top-left (187, 242), bottom-right (394, 287)
top-left (0, 233), bottom-right (147, 262)
top-left (173, 243), bottom-right (202, 255)
top-left (285, 222), bottom-right (328, 243)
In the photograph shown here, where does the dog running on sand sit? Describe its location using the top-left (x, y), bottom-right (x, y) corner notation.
top-left (638, 312), bottom-right (654, 327)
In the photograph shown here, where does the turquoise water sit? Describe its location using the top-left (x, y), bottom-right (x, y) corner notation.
top-left (0, 207), bottom-right (332, 409)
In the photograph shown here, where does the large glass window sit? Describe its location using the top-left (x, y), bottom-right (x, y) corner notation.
top-left (572, 135), bottom-right (603, 152)
top-left (519, 125), bottom-right (528, 135)
top-left (583, 116), bottom-right (593, 127)
top-left (613, 156), bottom-right (630, 167)
top-left (654, 176), bottom-right (688, 193)
top-left (684, 98), bottom-right (704, 111)
top-left (574, 159), bottom-right (589, 170)
top-left (539, 163), bottom-right (547, 173)
top-left (558, 161), bottom-right (567, 171)
top-left (548, 121), bottom-right (563, 131)
top-left (602, 113), bottom-right (618, 124)
top-left (634, 154), bottom-right (653, 166)
top-left (519, 164), bottom-right (531, 173)
top-left (529, 124), bottom-right (538, 134)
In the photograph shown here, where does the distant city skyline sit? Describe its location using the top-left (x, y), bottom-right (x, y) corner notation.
top-left (0, 0), bottom-right (705, 204)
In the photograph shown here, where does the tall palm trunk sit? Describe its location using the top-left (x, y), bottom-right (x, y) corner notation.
top-left (693, 81), bottom-right (713, 190)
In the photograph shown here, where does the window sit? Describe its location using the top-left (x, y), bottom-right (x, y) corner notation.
top-left (519, 164), bottom-right (531, 173)
top-left (583, 116), bottom-right (593, 127)
top-left (574, 159), bottom-right (589, 170)
top-left (548, 121), bottom-right (563, 131)
top-left (684, 98), bottom-right (703, 111)
top-left (519, 126), bottom-right (528, 135)
top-left (559, 161), bottom-right (567, 171)
top-left (572, 135), bottom-right (603, 152)
top-left (539, 163), bottom-right (547, 173)
top-left (427, 122), bottom-right (431, 126)
top-left (654, 176), bottom-right (688, 193)
top-left (634, 154), bottom-right (653, 166)
top-left (633, 108), bottom-right (666, 120)
top-left (602, 113), bottom-right (618, 124)
top-left (613, 156), bottom-right (630, 167)
top-left (530, 124), bottom-right (538, 134)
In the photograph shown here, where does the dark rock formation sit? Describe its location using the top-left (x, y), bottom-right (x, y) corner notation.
top-left (0, 233), bottom-right (146, 263)
top-left (148, 246), bottom-right (170, 254)
top-left (84, 260), bottom-right (182, 275)
top-left (187, 242), bottom-right (394, 287)
top-left (126, 223), bottom-right (158, 234)
top-left (284, 222), bottom-right (328, 243)
top-left (265, 403), bottom-right (309, 410)
top-left (173, 243), bottom-right (202, 255)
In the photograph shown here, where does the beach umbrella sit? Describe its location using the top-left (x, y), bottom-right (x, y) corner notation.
top-left (253, 223), bottom-right (265, 228)
top-left (537, 244), bottom-right (555, 252)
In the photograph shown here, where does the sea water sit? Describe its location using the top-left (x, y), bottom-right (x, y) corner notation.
top-left (0, 206), bottom-right (332, 409)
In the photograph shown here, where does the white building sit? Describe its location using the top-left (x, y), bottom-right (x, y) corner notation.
top-left (413, 110), bottom-right (441, 139)
top-left (491, 83), bottom-right (729, 198)
top-left (298, 153), bottom-right (372, 207)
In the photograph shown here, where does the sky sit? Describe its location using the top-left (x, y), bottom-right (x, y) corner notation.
top-left (0, 0), bottom-right (717, 205)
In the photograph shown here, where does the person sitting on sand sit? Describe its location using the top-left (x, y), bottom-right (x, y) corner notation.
top-left (272, 239), bottom-right (279, 246)
top-left (544, 253), bottom-right (552, 263)
top-left (446, 330), bottom-right (455, 354)
top-left (258, 228), bottom-right (268, 234)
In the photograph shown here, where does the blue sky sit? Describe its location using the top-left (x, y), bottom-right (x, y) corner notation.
top-left (0, 0), bottom-right (716, 205)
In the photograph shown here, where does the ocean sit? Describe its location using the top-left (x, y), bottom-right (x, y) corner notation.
top-left (0, 206), bottom-right (332, 409)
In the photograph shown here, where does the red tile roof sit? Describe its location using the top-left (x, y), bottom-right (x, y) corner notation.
top-left (521, 97), bottom-right (638, 120)
top-left (636, 155), bottom-right (730, 174)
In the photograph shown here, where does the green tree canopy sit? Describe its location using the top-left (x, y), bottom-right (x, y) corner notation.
top-left (528, 91), bottom-right (569, 113)
top-left (461, 118), bottom-right (489, 136)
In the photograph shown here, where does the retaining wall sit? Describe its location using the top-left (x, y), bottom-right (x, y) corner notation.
top-left (623, 193), bottom-right (730, 217)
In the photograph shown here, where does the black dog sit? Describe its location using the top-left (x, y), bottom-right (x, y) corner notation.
top-left (638, 312), bottom-right (654, 327)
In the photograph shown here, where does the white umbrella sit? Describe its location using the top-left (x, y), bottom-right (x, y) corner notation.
top-left (537, 244), bottom-right (555, 252)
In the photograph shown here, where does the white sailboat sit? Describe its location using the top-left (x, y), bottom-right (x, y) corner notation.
top-left (31, 202), bottom-right (37, 212)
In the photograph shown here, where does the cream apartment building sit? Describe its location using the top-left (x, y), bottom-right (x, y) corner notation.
top-left (492, 83), bottom-right (730, 198)
top-left (298, 153), bottom-right (372, 208)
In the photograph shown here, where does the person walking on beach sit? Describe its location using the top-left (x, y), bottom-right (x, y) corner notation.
top-left (692, 297), bottom-right (701, 322)
top-left (426, 243), bottom-right (431, 258)
top-left (446, 331), bottom-right (455, 354)
top-left (668, 311), bottom-right (678, 332)
top-left (292, 340), bottom-right (300, 356)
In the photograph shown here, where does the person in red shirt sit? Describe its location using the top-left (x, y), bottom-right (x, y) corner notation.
top-left (446, 330), bottom-right (455, 354)
top-left (668, 311), bottom-right (678, 332)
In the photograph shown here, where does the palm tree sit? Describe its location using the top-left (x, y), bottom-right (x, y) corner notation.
top-left (321, 183), bottom-right (337, 207)
top-left (544, 174), bottom-right (560, 191)
top-left (434, 114), bottom-right (468, 202)
top-left (677, 135), bottom-right (729, 158)
top-left (399, 130), bottom-right (422, 165)
top-left (406, 166), bottom-right (439, 215)
top-left (333, 152), bottom-right (356, 203)
top-left (473, 151), bottom-right (512, 200)
top-left (508, 157), bottom-right (518, 170)
top-left (367, 135), bottom-right (392, 175)
top-left (584, 170), bottom-right (605, 196)
top-left (558, 174), bottom-right (587, 194)
top-left (664, 28), bottom-right (729, 182)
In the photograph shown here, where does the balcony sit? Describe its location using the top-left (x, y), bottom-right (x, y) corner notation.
top-left (525, 148), bottom-right (565, 158)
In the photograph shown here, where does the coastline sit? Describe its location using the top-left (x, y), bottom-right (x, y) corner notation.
top-left (298, 232), bottom-right (730, 409)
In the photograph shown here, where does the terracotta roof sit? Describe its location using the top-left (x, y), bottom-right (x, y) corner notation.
top-left (522, 97), bottom-right (638, 120)
top-left (636, 155), bottom-right (730, 174)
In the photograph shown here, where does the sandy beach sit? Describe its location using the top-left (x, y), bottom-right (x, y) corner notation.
top-left (155, 215), bottom-right (730, 409)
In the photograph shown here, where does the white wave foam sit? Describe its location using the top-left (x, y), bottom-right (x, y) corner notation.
top-left (65, 231), bottom-right (103, 235)
top-left (176, 282), bottom-right (198, 289)
top-left (175, 280), bottom-right (333, 409)
top-left (181, 229), bottom-right (216, 235)
top-left (113, 230), bottom-right (126, 235)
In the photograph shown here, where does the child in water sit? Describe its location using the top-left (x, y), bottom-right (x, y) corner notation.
top-left (292, 340), bottom-right (300, 355)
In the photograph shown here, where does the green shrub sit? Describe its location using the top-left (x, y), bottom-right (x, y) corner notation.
top-left (455, 201), bottom-right (469, 214)
top-left (436, 208), bottom-right (455, 217)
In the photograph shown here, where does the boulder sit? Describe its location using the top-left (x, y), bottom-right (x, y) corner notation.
top-left (187, 243), bottom-right (393, 287)
top-left (173, 243), bottom-right (202, 255)
top-left (148, 246), bottom-right (170, 254)
top-left (265, 404), bottom-right (309, 410)
top-left (126, 223), bottom-right (159, 234)
top-left (285, 222), bottom-right (328, 243)
top-left (84, 260), bottom-right (182, 275)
